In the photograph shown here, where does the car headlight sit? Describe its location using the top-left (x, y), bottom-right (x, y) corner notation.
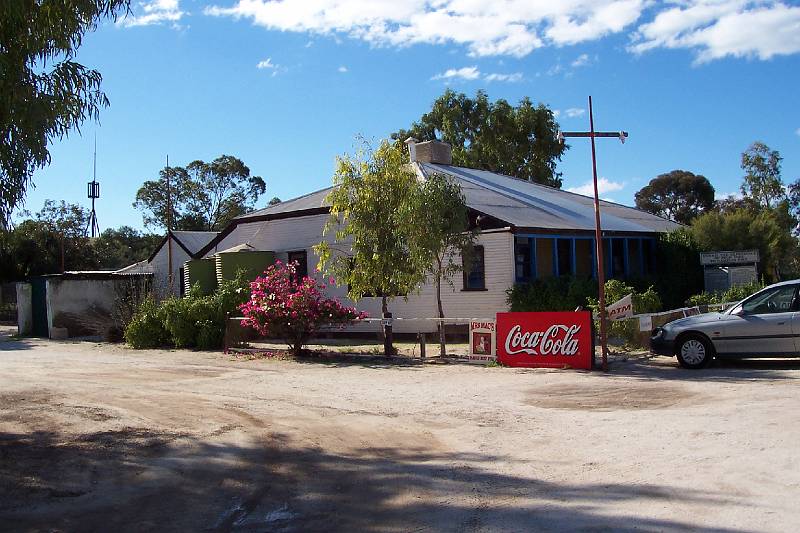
top-left (651, 327), bottom-right (664, 338)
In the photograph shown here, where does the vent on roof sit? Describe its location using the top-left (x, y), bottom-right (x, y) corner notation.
top-left (406, 139), bottom-right (452, 165)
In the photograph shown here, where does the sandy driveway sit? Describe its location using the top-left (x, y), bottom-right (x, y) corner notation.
top-left (1, 331), bottom-right (799, 532)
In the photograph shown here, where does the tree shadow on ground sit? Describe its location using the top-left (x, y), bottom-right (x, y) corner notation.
top-left (1, 426), bottom-right (754, 533)
top-left (609, 354), bottom-right (800, 383)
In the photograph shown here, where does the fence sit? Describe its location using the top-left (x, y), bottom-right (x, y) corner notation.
top-left (223, 315), bottom-right (491, 358)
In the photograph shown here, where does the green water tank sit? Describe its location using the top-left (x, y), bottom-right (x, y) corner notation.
top-left (214, 244), bottom-right (275, 284)
top-left (183, 258), bottom-right (217, 295)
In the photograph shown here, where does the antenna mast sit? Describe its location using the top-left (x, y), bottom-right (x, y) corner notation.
top-left (86, 135), bottom-right (101, 237)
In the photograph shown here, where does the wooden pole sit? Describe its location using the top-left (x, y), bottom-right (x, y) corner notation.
top-left (166, 155), bottom-right (173, 295)
top-left (588, 96), bottom-right (609, 372)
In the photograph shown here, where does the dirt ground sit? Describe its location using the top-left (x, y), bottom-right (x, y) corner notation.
top-left (2, 326), bottom-right (799, 532)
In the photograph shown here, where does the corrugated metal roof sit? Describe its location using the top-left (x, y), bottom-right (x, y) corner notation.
top-left (172, 231), bottom-right (219, 254)
top-left (236, 188), bottom-right (333, 219)
top-left (114, 260), bottom-right (153, 275)
top-left (419, 163), bottom-right (679, 233)
top-left (232, 164), bottom-right (678, 234)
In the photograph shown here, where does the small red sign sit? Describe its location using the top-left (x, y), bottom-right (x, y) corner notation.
top-left (496, 312), bottom-right (593, 369)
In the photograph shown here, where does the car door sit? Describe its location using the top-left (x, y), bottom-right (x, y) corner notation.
top-left (718, 284), bottom-right (799, 356)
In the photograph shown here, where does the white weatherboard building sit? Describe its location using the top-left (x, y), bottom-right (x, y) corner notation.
top-left (147, 230), bottom-right (218, 296)
top-left (176, 140), bottom-right (679, 333)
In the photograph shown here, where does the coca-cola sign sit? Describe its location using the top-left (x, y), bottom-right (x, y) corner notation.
top-left (496, 312), bottom-right (593, 369)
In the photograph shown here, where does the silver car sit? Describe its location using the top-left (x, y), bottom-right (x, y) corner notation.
top-left (650, 280), bottom-right (800, 368)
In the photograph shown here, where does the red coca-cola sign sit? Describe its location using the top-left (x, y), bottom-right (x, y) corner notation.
top-left (496, 312), bottom-right (594, 369)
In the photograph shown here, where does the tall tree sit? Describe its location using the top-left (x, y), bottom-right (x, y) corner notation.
top-left (0, 0), bottom-right (130, 227)
top-left (634, 170), bottom-right (715, 224)
top-left (410, 173), bottom-right (477, 354)
top-left (392, 90), bottom-right (566, 187)
top-left (315, 140), bottom-right (428, 355)
top-left (740, 141), bottom-right (784, 209)
top-left (133, 155), bottom-right (265, 231)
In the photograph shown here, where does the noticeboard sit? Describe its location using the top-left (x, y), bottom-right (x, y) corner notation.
top-left (468, 320), bottom-right (496, 363)
top-left (700, 250), bottom-right (759, 265)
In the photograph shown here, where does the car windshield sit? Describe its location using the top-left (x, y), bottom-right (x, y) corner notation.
top-left (732, 284), bottom-right (797, 315)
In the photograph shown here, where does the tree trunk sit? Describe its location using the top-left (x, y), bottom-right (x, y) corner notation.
top-left (382, 296), bottom-right (395, 356)
top-left (436, 269), bottom-right (446, 357)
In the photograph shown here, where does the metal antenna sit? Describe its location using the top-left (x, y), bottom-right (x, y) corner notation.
top-left (86, 134), bottom-right (101, 237)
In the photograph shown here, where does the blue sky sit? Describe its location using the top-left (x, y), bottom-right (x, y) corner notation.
top-left (25, 0), bottom-right (800, 231)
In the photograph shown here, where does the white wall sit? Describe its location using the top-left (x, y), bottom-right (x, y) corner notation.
top-left (45, 278), bottom-right (117, 338)
top-left (149, 238), bottom-right (191, 298)
top-left (205, 214), bottom-right (514, 333)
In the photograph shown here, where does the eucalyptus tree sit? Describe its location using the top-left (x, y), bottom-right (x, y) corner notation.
top-left (0, 0), bottom-right (130, 227)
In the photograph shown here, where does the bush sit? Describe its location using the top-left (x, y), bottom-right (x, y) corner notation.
top-left (506, 276), bottom-right (597, 312)
top-left (124, 296), bottom-right (169, 349)
top-left (124, 273), bottom-right (251, 350)
top-left (686, 280), bottom-right (767, 307)
top-left (240, 261), bottom-right (367, 356)
top-left (588, 279), bottom-right (662, 347)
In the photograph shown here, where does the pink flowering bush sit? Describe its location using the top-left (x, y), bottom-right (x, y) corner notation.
top-left (239, 260), bottom-right (368, 356)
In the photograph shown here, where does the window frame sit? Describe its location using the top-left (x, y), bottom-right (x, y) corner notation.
top-left (462, 245), bottom-right (487, 291)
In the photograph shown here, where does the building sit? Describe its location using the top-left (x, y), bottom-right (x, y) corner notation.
top-left (147, 230), bottom-right (218, 296)
top-left (177, 140), bottom-right (679, 332)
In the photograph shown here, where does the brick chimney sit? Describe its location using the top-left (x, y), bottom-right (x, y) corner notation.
top-left (405, 138), bottom-right (452, 165)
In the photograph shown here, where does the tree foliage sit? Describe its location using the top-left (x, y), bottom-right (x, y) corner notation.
top-left (689, 208), bottom-right (796, 282)
top-left (0, 0), bottom-right (130, 227)
top-left (410, 173), bottom-right (476, 319)
top-left (315, 140), bottom-right (428, 315)
top-left (634, 170), bottom-right (715, 224)
top-left (133, 155), bottom-right (266, 231)
top-left (740, 141), bottom-right (785, 209)
top-left (0, 200), bottom-right (159, 281)
top-left (392, 90), bottom-right (566, 187)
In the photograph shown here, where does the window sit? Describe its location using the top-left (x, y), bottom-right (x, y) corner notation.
top-left (287, 250), bottom-right (308, 279)
top-left (463, 245), bottom-right (486, 290)
top-left (737, 284), bottom-right (798, 315)
top-left (514, 237), bottom-right (531, 282)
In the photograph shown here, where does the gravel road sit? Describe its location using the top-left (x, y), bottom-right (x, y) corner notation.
top-left (1, 330), bottom-right (799, 532)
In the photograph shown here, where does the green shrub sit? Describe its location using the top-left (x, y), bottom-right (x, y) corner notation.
top-left (123, 296), bottom-right (169, 349)
top-left (685, 280), bottom-right (766, 307)
top-left (506, 276), bottom-right (597, 312)
top-left (124, 273), bottom-right (251, 350)
top-left (588, 279), bottom-right (662, 347)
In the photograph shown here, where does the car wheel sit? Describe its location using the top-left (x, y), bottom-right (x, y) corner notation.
top-left (676, 334), bottom-right (713, 369)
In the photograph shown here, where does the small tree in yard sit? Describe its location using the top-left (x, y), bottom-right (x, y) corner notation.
top-left (412, 174), bottom-right (476, 355)
top-left (239, 261), bottom-right (367, 357)
top-left (315, 139), bottom-right (427, 355)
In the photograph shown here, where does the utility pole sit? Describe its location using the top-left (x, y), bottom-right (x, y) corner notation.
top-left (166, 155), bottom-right (174, 295)
top-left (558, 96), bottom-right (628, 372)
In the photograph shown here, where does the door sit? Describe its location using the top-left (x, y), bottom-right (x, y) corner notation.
top-left (718, 283), bottom-right (799, 355)
top-left (30, 277), bottom-right (48, 338)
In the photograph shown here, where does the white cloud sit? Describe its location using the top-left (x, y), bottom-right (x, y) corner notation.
top-left (431, 66), bottom-right (481, 81)
top-left (338, 65), bottom-right (349, 73)
top-left (205, 1), bottom-right (800, 63)
top-left (119, 0), bottom-right (184, 28)
top-left (256, 57), bottom-right (285, 76)
top-left (567, 177), bottom-right (625, 197)
top-left (565, 108), bottom-right (586, 118)
top-left (631, 1), bottom-right (800, 63)
top-left (571, 53), bottom-right (590, 67)
top-left (484, 72), bottom-right (523, 82)
top-left (205, 0), bottom-right (646, 58)
top-left (431, 66), bottom-right (522, 82)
